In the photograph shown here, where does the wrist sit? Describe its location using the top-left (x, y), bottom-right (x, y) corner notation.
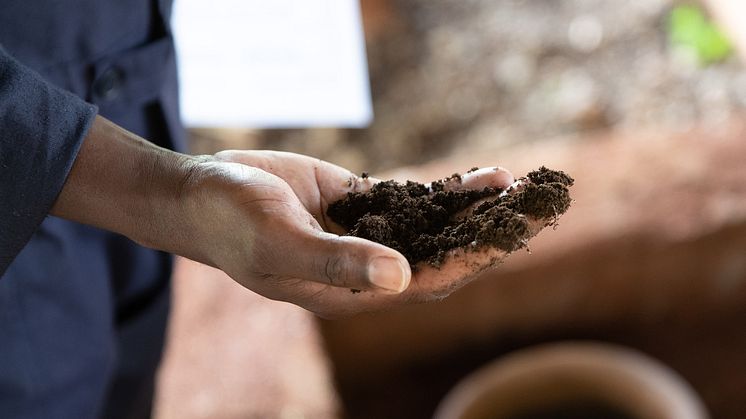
top-left (51, 116), bottom-right (217, 258)
top-left (134, 152), bottom-right (219, 260)
top-left (144, 153), bottom-right (271, 271)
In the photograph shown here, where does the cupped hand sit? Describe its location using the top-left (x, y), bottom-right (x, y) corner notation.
top-left (186, 150), bottom-right (536, 318)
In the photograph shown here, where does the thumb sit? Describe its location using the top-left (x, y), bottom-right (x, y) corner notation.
top-left (278, 228), bottom-right (412, 293)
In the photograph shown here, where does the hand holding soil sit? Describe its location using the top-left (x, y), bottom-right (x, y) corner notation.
top-left (205, 150), bottom-right (571, 318)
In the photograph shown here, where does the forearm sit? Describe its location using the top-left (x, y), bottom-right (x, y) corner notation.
top-left (50, 116), bottom-right (200, 253)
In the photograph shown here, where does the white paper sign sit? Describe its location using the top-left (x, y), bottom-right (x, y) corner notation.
top-left (172, 0), bottom-right (373, 128)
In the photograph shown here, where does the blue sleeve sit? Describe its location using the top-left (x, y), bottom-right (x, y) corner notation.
top-left (0, 47), bottom-right (97, 277)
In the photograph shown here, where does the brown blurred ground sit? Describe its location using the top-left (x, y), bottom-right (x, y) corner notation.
top-left (154, 260), bottom-right (340, 419)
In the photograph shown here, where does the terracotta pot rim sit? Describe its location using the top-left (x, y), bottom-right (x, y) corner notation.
top-left (433, 341), bottom-right (709, 419)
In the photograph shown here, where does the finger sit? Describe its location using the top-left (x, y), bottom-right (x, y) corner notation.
top-left (427, 166), bottom-right (515, 193)
top-left (215, 150), bottom-right (383, 228)
top-left (317, 171), bottom-right (382, 234)
top-left (460, 166), bottom-right (515, 191)
top-left (216, 149), bottom-right (383, 198)
top-left (453, 178), bottom-right (524, 221)
top-left (318, 170), bottom-right (382, 201)
top-left (275, 227), bottom-right (412, 294)
top-left (273, 244), bottom-right (512, 318)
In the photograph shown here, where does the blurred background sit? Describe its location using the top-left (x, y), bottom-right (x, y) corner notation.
top-left (155, 0), bottom-right (746, 418)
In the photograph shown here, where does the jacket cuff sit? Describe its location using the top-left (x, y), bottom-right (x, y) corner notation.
top-left (0, 48), bottom-right (98, 277)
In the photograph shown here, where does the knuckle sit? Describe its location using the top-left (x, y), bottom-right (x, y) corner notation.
top-left (315, 237), bottom-right (363, 289)
top-left (320, 255), bottom-right (344, 286)
top-left (318, 253), bottom-right (359, 289)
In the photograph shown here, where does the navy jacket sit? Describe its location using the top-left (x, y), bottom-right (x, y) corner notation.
top-left (0, 0), bottom-right (183, 277)
top-left (0, 1), bottom-right (184, 417)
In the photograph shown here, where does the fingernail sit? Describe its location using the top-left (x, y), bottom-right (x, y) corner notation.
top-left (368, 257), bottom-right (409, 293)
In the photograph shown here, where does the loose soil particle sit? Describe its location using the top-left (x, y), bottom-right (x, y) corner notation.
top-left (327, 167), bottom-right (574, 268)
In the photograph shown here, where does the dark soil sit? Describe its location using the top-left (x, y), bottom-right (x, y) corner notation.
top-left (327, 167), bottom-right (573, 268)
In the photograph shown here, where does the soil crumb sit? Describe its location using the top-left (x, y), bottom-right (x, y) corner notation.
top-left (327, 167), bottom-right (573, 268)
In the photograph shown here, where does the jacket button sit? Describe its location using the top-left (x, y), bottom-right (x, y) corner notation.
top-left (94, 68), bottom-right (124, 101)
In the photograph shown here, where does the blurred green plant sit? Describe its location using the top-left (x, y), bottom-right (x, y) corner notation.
top-left (668, 4), bottom-right (733, 65)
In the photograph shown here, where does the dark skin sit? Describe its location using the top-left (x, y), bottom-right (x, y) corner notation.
top-left (52, 116), bottom-right (546, 318)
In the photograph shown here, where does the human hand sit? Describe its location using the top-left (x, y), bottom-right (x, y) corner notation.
top-left (190, 150), bottom-right (545, 318)
top-left (49, 117), bottom-right (546, 318)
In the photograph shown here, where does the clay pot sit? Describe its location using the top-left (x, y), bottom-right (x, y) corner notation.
top-left (433, 342), bottom-right (708, 419)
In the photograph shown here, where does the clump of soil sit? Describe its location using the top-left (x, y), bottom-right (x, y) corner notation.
top-left (327, 166), bottom-right (574, 268)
